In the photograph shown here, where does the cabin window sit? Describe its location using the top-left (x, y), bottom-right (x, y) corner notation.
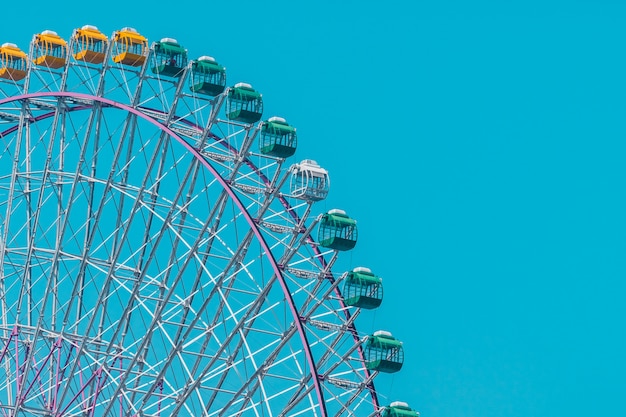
top-left (41, 42), bottom-right (65, 58)
top-left (193, 70), bottom-right (224, 85)
top-left (2, 54), bottom-right (25, 71)
top-left (117, 39), bottom-right (144, 55)
top-left (90, 39), bottom-right (103, 53)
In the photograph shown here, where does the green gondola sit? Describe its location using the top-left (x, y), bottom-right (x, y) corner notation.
top-left (382, 402), bottom-right (420, 417)
top-left (364, 330), bottom-right (404, 373)
top-left (226, 82), bottom-right (263, 123)
top-left (343, 267), bottom-right (383, 309)
top-left (190, 55), bottom-right (226, 96)
top-left (151, 37), bottom-right (187, 77)
top-left (259, 116), bottom-right (297, 158)
top-left (318, 209), bottom-right (357, 251)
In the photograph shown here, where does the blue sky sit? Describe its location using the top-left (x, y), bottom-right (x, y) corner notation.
top-left (2, 1), bottom-right (626, 416)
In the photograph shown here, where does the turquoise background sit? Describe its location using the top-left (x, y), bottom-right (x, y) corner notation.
top-left (2, 1), bottom-right (625, 416)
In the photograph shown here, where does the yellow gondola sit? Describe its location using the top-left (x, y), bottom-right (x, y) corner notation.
top-left (32, 30), bottom-right (67, 69)
top-left (112, 27), bottom-right (148, 67)
top-left (72, 25), bottom-right (108, 64)
top-left (0, 42), bottom-right (28, 81)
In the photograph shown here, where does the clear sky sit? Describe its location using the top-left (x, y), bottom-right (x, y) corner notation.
top-left (2, 1), bottom-right (625, 416)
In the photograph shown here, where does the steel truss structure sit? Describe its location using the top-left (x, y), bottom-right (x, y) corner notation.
top-left (0, 26), bottom-right (412, 417)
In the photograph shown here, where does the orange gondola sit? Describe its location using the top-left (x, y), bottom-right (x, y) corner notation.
top-left (111, 27), bottom-right (148, 67)
top-left (32, 30), bottom-right (67, 69)
top-left (72, 25), bottom-right (108, 64)
top-left (0, 43), bottom-right (28, 81)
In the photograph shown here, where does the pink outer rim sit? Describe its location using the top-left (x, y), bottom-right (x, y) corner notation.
top-left (0, 91), bottom-right (331, 416)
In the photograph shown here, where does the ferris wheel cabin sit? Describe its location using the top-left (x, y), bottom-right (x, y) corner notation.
top-left (190, 56), bottom-right (226, 96)
top-left (318, 209), bottom-right (358, 251)
top-left (289, 160), bottom-right (330, 201)
top-left (382, 402), bottom-right (420, 417)
top-left (71, 25), bottom-right (108, 64)
top-left (364, 330), bottom-right (404, 373)
top-left (259, 116), bottom-right (297, 158)
top-left (226, 82), bottom-right (263, 124)
top-left (0, 43), bottom-right (27, 81)
top-left (32, 30), bottom-right (67, 69)
top-left (343, 267), bottom-right (383, 309)
top-left (151, 38), bottom-right (187, 77)
top-left (111, 27), bottom-right (148, 67)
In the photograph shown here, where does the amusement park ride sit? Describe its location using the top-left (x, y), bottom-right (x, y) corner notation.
top-left (0, 24), bottom-right (420, 417)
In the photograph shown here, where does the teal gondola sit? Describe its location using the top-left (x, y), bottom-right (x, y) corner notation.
top-left (364, 330), bottom-right (404, 373)
top-left (318, 209), bottom-right (357, 251)
top-left (382, 402), bottom-right (420, 417)
top-left (343, 267), bottom-right (383, 309)
top-left (152, 37), bottom-right (187, 77)
top-left (190, 55), bottom-right (226, 96)
top-left (259, 116), bottom-right (297, 158)
top-left (226, 82), bottom-right (263, 124)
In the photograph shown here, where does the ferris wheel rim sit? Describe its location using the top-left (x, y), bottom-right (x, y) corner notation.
top-left (0, 22), bottom-right (416, 414)
top-left (0, 90), bottom-right (382, 412)
top-left (0, 90), bottom-right (331, 417)
top-left (133, 104), bottom-right (381, 405)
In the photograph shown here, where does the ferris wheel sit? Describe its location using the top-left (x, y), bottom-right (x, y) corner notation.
top-left (0, 25), bottom-right (419, 417)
